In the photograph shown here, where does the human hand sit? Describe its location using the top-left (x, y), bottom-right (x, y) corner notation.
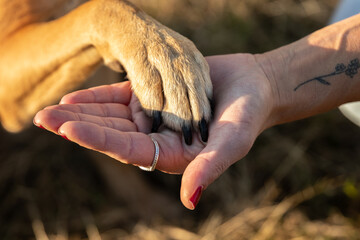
top-left (33, 53), bottom-right (275, 210)
top-left (33, 80), bottom-right (206, 174)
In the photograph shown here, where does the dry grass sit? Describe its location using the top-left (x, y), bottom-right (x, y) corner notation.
top-left (101, 179), bottom-right (359, 240)
top-left (2, 0), bottom-right (360, 239)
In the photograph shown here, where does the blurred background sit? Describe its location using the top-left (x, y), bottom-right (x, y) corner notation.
top-left (1, 0), bottom-right (360, 239)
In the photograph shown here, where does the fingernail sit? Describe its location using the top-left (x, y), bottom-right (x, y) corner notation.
top-left (60, 134), bottom-right (70, 141)
top-left (189, 186), bottom-right (203, 210)
top-left (37, 125), bottom-right (46, 130)
top-left (58, 130), bottom-right (70, 141)
top-left (33, 119), bottom-right (46, 130)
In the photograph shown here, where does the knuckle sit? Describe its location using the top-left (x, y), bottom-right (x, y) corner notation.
top-left (212, 159), bottom-right (228, 179)
top-left (118, 134), bottom-right (135, 164)
top-left (196, 155), bottom-right (228, 185)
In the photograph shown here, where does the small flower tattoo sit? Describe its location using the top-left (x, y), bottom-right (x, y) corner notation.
top-left (335, 63), bottom-right (346, 73)
top-left (294, 58), bottom-right (360, 91)
top-left (345, 58), bottom-right (360, 78)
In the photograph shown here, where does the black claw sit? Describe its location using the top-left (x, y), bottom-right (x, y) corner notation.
top-left (151, 111), bottom-right (162, 133)
top-left (182, 125), bottom-right (192, 145)
top-left (209, 98), bottom-right (215, 116)
top-left (198, 118), bottom-right (209, 142)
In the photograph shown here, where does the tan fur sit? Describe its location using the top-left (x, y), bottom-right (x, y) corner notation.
top-left (0, 0), bottom-right (212, 133)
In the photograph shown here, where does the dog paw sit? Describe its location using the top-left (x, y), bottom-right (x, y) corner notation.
top-left (130, 31), bottom-right (213, 145)
top-left (129, 28), bottom-right (212, 145)
top-left (94, 2), bottom-right (212, 144)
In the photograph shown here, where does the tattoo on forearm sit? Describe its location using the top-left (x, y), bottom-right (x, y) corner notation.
top-left (294, 58), bottom-right (360, 91)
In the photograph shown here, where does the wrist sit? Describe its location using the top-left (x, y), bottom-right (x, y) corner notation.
top-left (255, 28), bottom-right (360, 128)
top-left (252, 15), bottom-right (360, 130)
top-left (254, 49), bottom-right (290, 129)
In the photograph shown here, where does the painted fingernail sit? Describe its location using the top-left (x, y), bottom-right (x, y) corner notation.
top-left (189, 186), bottom-right (203, 210)
top-left (37, 125), bottom-right (46, 130)
top-left (58, 130), bottom-right (70, 141)
top-left (33, 119), bottom-right (46, 130)
top-left (60, 135), bottom-right (70, 141)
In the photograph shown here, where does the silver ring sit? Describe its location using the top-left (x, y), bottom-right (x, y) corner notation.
top-left (139, 137), bottom-right (159, 172)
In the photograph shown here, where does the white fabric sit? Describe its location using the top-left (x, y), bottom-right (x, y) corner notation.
top-left (329, 0), bottom-right (360, 127)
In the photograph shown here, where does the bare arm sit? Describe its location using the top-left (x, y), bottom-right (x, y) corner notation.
top-left (257, 13), bottom-right (360, 127)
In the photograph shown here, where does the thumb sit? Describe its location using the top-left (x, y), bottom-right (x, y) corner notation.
top-left (180, 130), bottom-right (254, 210)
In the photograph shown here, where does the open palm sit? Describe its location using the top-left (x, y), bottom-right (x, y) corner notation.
top-left (34, 54), bottom-right (274, 209)
top-left (34, 80), bottom-right (206, 174)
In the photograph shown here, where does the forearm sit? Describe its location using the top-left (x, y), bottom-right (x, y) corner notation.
top-left (257, 13), bottom-right (360, 126)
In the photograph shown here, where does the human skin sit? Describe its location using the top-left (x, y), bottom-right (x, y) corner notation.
top-left (34, 13), bottom-right (360, 210)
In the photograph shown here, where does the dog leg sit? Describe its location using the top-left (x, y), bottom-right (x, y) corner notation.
top-left (0, 0), bottom-right (213, 143)
top-left (90, 0), bottom-right (213, 143)
top-left (0, 1), bottom-right (104, 132)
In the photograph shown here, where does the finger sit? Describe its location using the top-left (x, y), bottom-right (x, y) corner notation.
top-left (60, 81), bottom-right (132, 104)
top-left (34, 108), bottom-right (136, 134)
top-left (57, 122), bottom-right (185, 172)
top-left (45, 103), bottom-right (132, 119)
top-left (180, 126), bottom-right (254, 210)
top-left (58, 121), bottom-right (153, 166)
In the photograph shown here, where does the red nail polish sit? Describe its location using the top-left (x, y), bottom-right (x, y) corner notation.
top-left (59, 131), bottom-right (70, 141)
top-left (33, 119), bottom-right (45, 129)
top-left (189, 186), bottom-right (203, 210)
top-left (60, 134), bottom-right (70, 141)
